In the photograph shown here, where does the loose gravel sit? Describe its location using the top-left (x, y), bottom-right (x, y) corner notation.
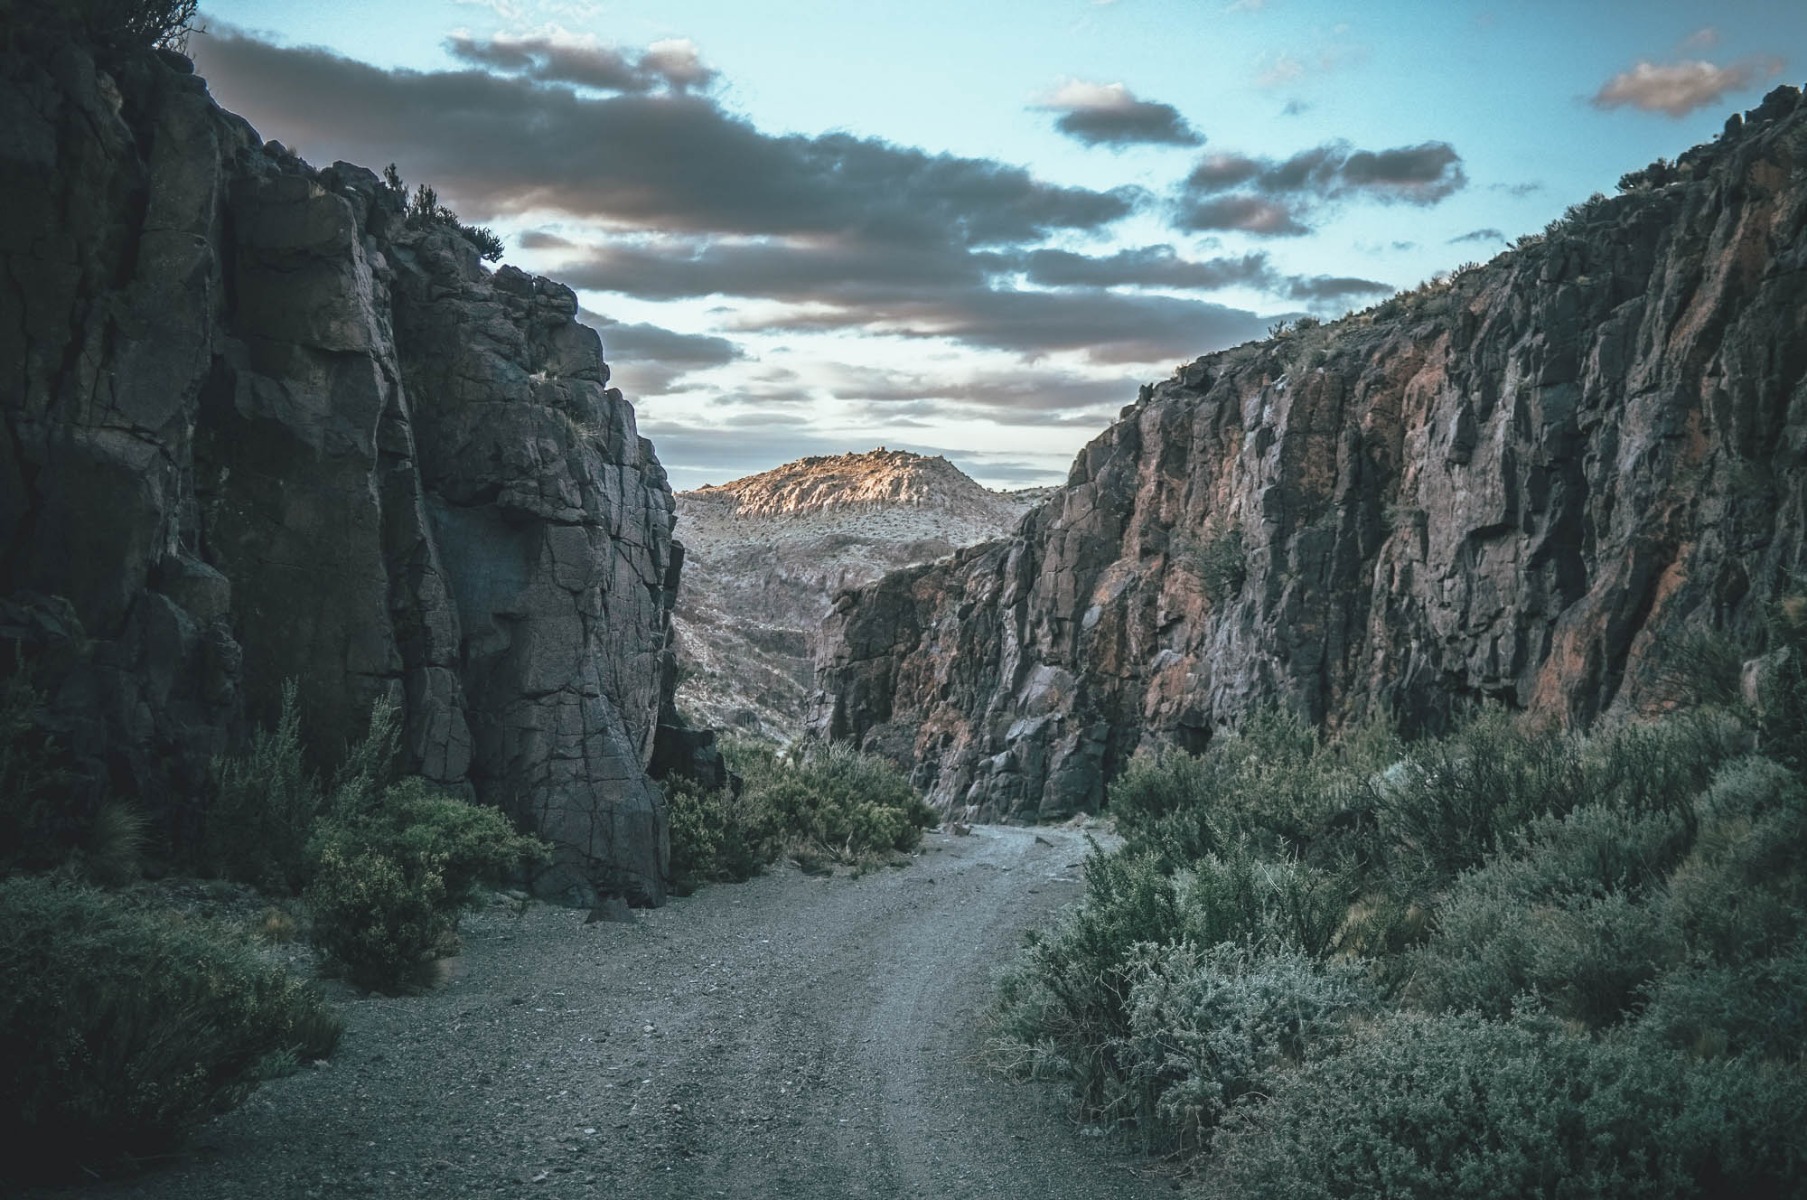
top-left (64, 825), bottom-right (1171, 1199)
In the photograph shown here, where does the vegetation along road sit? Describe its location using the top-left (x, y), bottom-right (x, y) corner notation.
top-left (84, 826), bottom-right (1170, 1200)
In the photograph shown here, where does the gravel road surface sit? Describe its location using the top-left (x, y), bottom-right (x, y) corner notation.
top-left (75, 825), bottom-right (1170, 1199)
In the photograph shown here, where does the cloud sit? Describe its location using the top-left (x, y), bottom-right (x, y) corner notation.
top-left (571, 310), bottom-right (742, 396)
top-left (1679, 28), bottom-right (1719, 51)
top-left (1591, 56), bottom-right (1785, 118)
top-left (1490, 181), bottom-right (1543, 197)
top-left (1254, 54), bottom-right (1305, 88)
top-left (444, 29), bottom-right (715, 92)
top-left (1172, 139), bottom-right (1466, 236)
top-left (1174, 195), bottom-right (1310, 236)
top-left (820, 363), bottom-right (1135, 422)
top-left (1038, 80), bottom-right (1203, 148)
top-left (731, 287), bottom-right (1274, 365)
top-left (1448, 227), bottom-right (1505, 244)
top-left (1019, 245), bottom-right (1271, 289)
top-left (577, 312), bottom-right (741, 368)
top-left (189, 27), bottom-right (1136, 242)
top-left (548, 236), bottom-right (994, 303)
top-left (1285, 274), bottom-right (1391, 302)
top-left (1253, 29), bottom-right (1368, 89)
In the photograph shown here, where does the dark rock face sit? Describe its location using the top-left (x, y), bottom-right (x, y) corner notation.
top-left (814, 87), bottom-right (1807, 822)
top-left (1, 42), bottom-right (683, 902)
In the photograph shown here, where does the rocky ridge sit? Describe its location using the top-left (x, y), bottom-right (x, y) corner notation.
top-left (0, 37), bottom-right (706, 902)
top-left (813, 88), bottom-right (1807, 821)
top-left (672, 451), bottom-right (1040, 739)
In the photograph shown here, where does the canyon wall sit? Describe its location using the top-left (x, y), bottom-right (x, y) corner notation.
top-left (1, 38), bottom-right (690, 902)
top-left (814, 87), bottom-right (1807, 821)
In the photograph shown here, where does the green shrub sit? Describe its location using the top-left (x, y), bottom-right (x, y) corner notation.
top-left (1639, 944), bottom-right (1807, 1062)
top-left (753, 742), bottom-right (936, 867)
top-left (1760, 593), bottom-right (1807, 769)
top-left (0, 876), bottom-right (340, 1181)
top-left (665, 776), bottom-right (779, 894)
top-left (993, 851), bottom-right (1178, 1109)
top-left (1663, 755), bottom-right (1807, 967)
top-left (1112, 942), bottom-right (1364, 1152)
top-left (1111, 708), bottom-right (1398, 875)
top-left (383, 169), bottom-right (505, 262)
top-left (0, 671), bottom-right (78, 876)
top-left (1409, 803), bottom-right (1693, 1025)
top-left (306, 776), bottom-right (548, 992)
top-left (203, 680), bottom-right (322, 892)
top-left (992, 844), bottom-right (1350, 1117)
top-left (1370, 710), bottom-right (1586, 900)
top-left (1207, 1012), bottom-right (1807, 1200)
top-left (1196, 527), bottom-right (1247, 605)
top-left (1000, 705), bottom-right (1804, 1182)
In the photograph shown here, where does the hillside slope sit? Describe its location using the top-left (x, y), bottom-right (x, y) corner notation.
top-left (813, 87), bottom-right (1807, 820)
top-left (673, 450), bottom-right (1040, 739)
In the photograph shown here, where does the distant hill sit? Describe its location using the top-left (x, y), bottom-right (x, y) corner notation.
top-left (673, 450), bottom-right (1043, 740)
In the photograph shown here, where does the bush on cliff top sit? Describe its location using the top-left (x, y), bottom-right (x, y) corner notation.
top-left (6, 0), bottom-right (197, 54)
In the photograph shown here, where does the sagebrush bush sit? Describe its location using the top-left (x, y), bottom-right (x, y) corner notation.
top-left (306, 776), bottom-right (548, 992)
top-left (1408, 802), bottom-right (1694, 1025)
top-left (0, 671), bottom-right (78, 875)
top-left (752, 742), bottom-right (936, 867)
top-left (992, 843), bottom-right (1350, 1117)
top-left (1637, 942), bottom-right (1807, 1062)
top-left (0, 877), bottom-right (341, 1181)
top-left (1760, 593), bottom-right (1807, 769)
top-left (1370, 709), bottom-right (1586, 900)
top-left (999, 698), bottom-right (1807, 1192)
top-left (665, 776), bottom-right (778, 894)
top-left (1206, 1011), bottom-right (1807, 1200)
top-left (1112, 708), bottom-right (1398, 874)
top-left (1663, 755), bottom-right (1807, 967)
top-left (1112, 942), bottom-right (1364, 1152)
top-left (204, 680), bottom-right (322, 892)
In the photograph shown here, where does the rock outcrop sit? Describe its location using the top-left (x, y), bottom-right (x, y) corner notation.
top-left (672, 451), bottom-right (1040, 740)
top-left (813, 88), bottom-right (1807, 821)
top-left (1, 36), bottom-right (688, 901)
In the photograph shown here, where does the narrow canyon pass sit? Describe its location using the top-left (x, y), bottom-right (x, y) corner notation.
top-left (672, 449), bottom-right (1043, 740)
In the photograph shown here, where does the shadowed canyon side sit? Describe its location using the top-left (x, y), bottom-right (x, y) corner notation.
top-left (813, 88), bottom-right (1807, 822)
top-left (672, 450), bottom-right (1041, 740)
top-left (0, 40), bottom-right (696, 903)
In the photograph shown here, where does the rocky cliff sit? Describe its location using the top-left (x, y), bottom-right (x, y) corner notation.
top-left (1, 34), bottom-right (692, 902)
top-left (814, 87), bottom-right (1807, 821)
top-left (673, 450), bottom-right (1040, 740)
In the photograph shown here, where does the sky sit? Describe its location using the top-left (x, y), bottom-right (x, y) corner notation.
top-left (186, 1), bottom-right (1805, 490)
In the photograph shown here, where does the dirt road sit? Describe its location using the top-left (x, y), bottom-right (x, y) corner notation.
top-left (89, 826), bottom-right (1169, 1199)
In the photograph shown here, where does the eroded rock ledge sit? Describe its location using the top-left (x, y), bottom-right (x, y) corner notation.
top-left (813, 87), bottom-right (1807, 822)
top-left (1, 40), bottom-right (694, 902)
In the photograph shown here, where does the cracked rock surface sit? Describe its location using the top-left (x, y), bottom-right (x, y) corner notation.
top-left (814, 86), bottom-right (1807, 822)
top-left (1, 41), bottom-right (685, 900)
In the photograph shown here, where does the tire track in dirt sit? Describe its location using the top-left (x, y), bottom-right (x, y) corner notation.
top-left (76, 826), bottom-right (1167, 1200)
